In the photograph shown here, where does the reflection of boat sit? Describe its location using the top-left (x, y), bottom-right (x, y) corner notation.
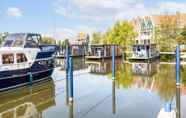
top-left (0, 33), bottom-right (57, 90)
top-left (157, 86), bottom-right (180, 118)
top-left (132, 62), bottom-right (157, 77)
top-left (86, 61), bottom-right (112, 75)
top-left (157, 108), bottom-right (176, 118)
top-left (0, 78), bottom-right (55, 117)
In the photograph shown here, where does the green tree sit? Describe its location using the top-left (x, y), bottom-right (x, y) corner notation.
top-left (176, 26), bottom-right (186, 44)
top-left (0, 36), bottom-right (3, 45)
top-left (40, 37), bottom-right (56, 44)
top-left (91, 32), bottom-right (102, 44)
top-left (104, 21), bottom-right (137, 47)
top-left (155, 15), bottom-right (179, 51)
top-left (62, 39), bottom-right (70, 47)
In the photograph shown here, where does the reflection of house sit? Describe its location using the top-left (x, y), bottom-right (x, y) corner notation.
top-left (86, 44), bottom-right (122, 60)
top-left (86, 60), bottom-right (121, 75)
top-left (0, 79), bottom-right (55, 117)
top-left (132, 62), bottom-right (157, 77)
top-left (86, 61), bottom-right (111, 75)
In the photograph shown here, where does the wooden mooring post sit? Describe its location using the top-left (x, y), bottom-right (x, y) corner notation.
top-left (176, 45), bottom-right (180, 86)
top-left (66, 45), bottom-right (74, 103)
top-left (112, 45), bottom-right (116, 80)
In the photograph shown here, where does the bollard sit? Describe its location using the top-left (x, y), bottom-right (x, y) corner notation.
top-left (29, 72), bottom-right (33, 85)
top-left (176, 45), bottom-right (180, 86)
top-left (68, 47), bottom-right (74, 102)
top-left (112, 45), bottom-right (116, 80)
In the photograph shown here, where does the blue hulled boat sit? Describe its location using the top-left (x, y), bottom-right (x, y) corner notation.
top-left (0, 33), bottom-right (57, 90)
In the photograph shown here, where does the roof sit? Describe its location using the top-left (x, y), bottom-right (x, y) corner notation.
top-left (132, 12), bottom-right (186, 28)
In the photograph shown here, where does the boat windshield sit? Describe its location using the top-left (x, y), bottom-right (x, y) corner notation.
top-left (3, 34), bottom-right (25, 47)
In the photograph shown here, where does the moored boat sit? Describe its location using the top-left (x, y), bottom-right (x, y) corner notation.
top-left (0, 33), bottom-right (57, 90)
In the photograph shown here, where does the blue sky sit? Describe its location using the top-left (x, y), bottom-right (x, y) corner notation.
top-left (0, 0), bottom-right (186, 40)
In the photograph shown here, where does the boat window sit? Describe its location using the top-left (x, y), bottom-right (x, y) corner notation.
top-left (3, 34), bottom-right (25, 47)
top-left (16, 53), bottom-right (27, 63)
top-left (25, 36), bottom-right (38, 48)
top-left (13, 38), bottom-right (24, 47)
top-left (3, 40), bottom-right (14, 47)
top-left (2, 54), bottom-right (14, 64)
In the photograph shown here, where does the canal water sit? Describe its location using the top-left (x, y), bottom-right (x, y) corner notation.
top-left (0, 58), bottom-right (186, 118)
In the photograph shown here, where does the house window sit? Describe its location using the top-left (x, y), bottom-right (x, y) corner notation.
top-left (144, 40), bottom-right (147, 44)
top-left (136, 40), bottom-right (139, 44)
top-left (2, 54), bottom-right (14, 64)
top-left (16, 53), bottom-right (27, 63)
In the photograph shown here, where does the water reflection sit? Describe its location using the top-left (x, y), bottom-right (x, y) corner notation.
top-left (54, 59), bottom-right (186, 118)
top-left (132, 62), bottom-right (158, 77)
top-left (0, 78), bottom-right (55, 118)
top-left (85, 59), bottom-right (181, 102)
top-left (86, 60), bottom-right (121, 75)
top-left (176, 86), bottom-right (180, 118)
top-left (69, 102), bottom-right (74, 118)
top-left (59, 58), bottom-right (88, 71)
top-left (112, 80), bottom-right (116, 114)
top-left (86, 60), bottom-right (112, 75)
top-left (110, 62), bottom-right (177, 102)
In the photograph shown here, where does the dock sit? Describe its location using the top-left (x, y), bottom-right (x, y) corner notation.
top-left (86, 44), bottom-right (122, 60)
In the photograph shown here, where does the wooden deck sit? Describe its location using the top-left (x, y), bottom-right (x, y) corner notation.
top-left (86, 55), bottom-right (121, 60)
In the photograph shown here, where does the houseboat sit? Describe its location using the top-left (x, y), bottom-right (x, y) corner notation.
top-left (0, 33), bottom-right (57, 90)
top-left (56, 44), bottom-right (86, 58)
top-left (130, 44), bottom-right (159, 61)
top-left (86, 44), bottom-right (122, 60)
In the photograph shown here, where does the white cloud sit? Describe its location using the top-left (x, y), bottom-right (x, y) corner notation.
top-left (54, 0), bottom-right (146, 21)
top-left (6, 7), bottom-right (23, 17)
top-left (52, 0), bottom-right (186, 38)
top-left (157, 2), bottom-right (186, 13)
top-left (54, 0), bottom-right (186, 22)
top-left (44, 25), bottom-right (98, 41)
